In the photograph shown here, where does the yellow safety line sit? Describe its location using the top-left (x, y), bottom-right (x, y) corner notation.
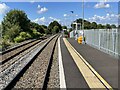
top-left (63, 38), bottom-right (113, 89)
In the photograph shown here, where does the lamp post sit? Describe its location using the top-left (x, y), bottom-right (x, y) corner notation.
top-left (82, 0), bottom-right (85, 44)
top-left (70, 11), bottom-right (75, 38)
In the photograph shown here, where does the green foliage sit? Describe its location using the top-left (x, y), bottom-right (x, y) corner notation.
top-left (97, 24), bottom-right (105, 29)
top-left (48, 21), bottom-right (62, 33)
top-left (69, 28), bottom-right (72, 32)
top-left (14, 36), bottom-right (25, 43)
top-left (1, 39), bottom-right (11, 50)
top-left (45, 29), bottom-right (51, 34)
top-left (32, 29), bottom-right (42, 38)
top-left (91, 22), bottom-right (97, 29)
top-left (2, 9), bottom-right (30, 34)
top-left (4, 24), bottom-right (20, 42)
top-left (111, 24), bottom-right (116, 29)
top-left (1, 9), bottom-right (63, 49)
top-left (72, 18), bottom-right (92, 29)
top-left (41, 25), bottom-right (47, 29)
top-left (52, 26), bottom-right (59, 34)
top-left (64, 30), bottom-right (69, 35)
top-left (74, 18), bottom-right (115, 29)
top-left (106, 24), bottom-right (111, 29)
top-left (14, 29), bottom-right (41, 43)
top-left (0, 24), bottom-right (2, 38)
top-left (118, 25), bottom-right (120, 28)
top-left (62, 26), bottom-right (67, 29)
top-left (84, 21), bottom-right (91, 29)
top-left (71, 24), bottom-right (76, 30)
top-left (20, 32), bottom-right (32, 39)
top-left (30, 22), bottom-right (45, 34)
top-left (2, 9), bottom-right (31, 43)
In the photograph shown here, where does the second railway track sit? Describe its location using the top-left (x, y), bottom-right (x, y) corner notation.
top-left (0, 35), bottom-right (59, 90)
top-left (0, 37), bottom-right (47, 64)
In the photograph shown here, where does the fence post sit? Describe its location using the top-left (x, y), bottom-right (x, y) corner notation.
top-left (113, 30), bottom-right (115, 56)
top-left (99, 29), bottom-right (101, 49)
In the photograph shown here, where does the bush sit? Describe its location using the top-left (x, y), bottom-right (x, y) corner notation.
top-left (3, 25), bottom-right (20, 42)
top-left (1, 39), bottom-right (11, 50)
top-left (45, 29), bottom-right (51, 34)
top-left (20, 32), bottom-right (32, 39)
top-left (14, 36), bottom-right (25, 43)
top-left (26, 33), bottom-right (32, 39)
top-left (20, 32), bottom-right (27, 38)
top-left (52, 26), bottom-right (59, 34)
top-left (64, 30), bottom-right (69, 35)
top-left (32, 29), bottom-right (42, 38)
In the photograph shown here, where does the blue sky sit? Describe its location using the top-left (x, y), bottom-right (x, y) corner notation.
top-left (0, 2), bottom-right (118, 26)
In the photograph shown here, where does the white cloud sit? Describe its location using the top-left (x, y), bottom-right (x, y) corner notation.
top-left (76, 14), bottom-right (78, 17)
top-left (37, 7), bottom-right (48, 14)
top-left (32, 17), bottom-right (46, 24)
top-left (39, 17), bottom-right (46, 22)
top-left (37, 5), bottom-right (41, 9)
top-left (63, 14), bottom-right (78, 17)
top-left (32, 16), bottom-right (61, 25)
top-left (49, 16), bottom-right (60, 22)
top-left (0, 3), bottom-right (9, 14)
top-left (64, 14), bottom-right (68, 17)
top-left (30, 0), bottom-right (35, 3)
top-left (88, 13), bottom-right (118, 25)
top-left (94, 2), bottom-right (110, 8)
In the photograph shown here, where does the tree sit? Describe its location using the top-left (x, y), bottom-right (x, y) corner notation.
top-left (41, 25), bottom-right (47, 29)
top-left (0, 24), bottom-right (2, 38)
top-left (97, 24), bottom-right (105, 29)
top-left (118, 25), bottom-right (120, 28)
top-left (2, 9), bottom-right (30, 35)
top-left (48, 21), bottom-right (62, 33)
top-left (106, 24), bottom-right (111, 29)
top-left (76, 18), bottom-right (83, 24)
top-left (69, 28), bottom-right (72, 32)
top-left (73, 18), bottom-right (92, 29)
top-left (62, 26), bottom-right (67, 29)
top-left (2, 9), bottom-right (31, 42)
top-left (52, 26), bottom-right (59, 34)
top-left (71, 23), bottom-right (76, 30)
top-left (4, 25), bottom-right (20, 42)
top-left (91, 22), bottom-right (97, 29)
top-left (111, 24), bottom-right (116, 29)
top-left (84, 21), bottom-right (91, 29)
top-left (30, 22), bottom-right (45, 34)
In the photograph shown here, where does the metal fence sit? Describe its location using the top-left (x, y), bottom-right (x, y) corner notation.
top-left (84, 29), bottom-right (119, 58)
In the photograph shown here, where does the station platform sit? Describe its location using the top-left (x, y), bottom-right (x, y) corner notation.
top-left (59, 37), bottom-right (118, 89)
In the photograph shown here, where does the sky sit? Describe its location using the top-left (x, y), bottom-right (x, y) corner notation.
top-left (0, 1), bottom-right (119, 27)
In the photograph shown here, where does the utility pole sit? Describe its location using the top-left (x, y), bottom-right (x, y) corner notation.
top-left (82, 0), bottom-right (85, 44)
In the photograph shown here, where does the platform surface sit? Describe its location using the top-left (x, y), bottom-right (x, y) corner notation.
top-left (67, 38), bottom-right (118, 89)
top-left (60, 37), bottom-right (118, 89)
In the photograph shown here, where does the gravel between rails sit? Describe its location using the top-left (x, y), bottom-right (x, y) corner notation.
top-left (47, 40), bottom-right (60, 88)
top-left (13, 36), bottom-right (58, 89)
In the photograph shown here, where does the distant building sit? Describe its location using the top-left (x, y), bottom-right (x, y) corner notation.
top-left (69, 21), bottom-right (83, 40)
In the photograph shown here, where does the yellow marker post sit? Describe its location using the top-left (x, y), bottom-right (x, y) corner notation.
top-left (77, 36), bottom-right (83, 44)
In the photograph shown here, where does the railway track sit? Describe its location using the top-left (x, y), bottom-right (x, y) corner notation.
top-left (0, 35), bottom-right (59, 90)
top-left (0, 36), bottom-right (48, 65)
